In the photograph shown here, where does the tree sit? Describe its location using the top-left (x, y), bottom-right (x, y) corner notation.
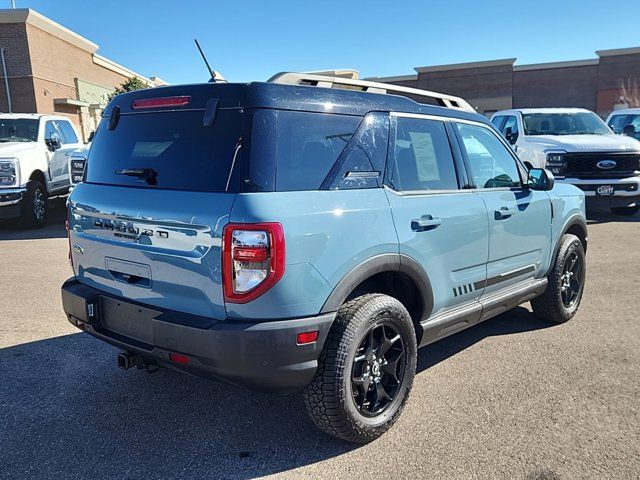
top-left (616, 77), bottom-right (640, 109)
top-left (108, 76), bottom-right (149, 101)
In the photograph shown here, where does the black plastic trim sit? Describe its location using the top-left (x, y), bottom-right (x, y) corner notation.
top-left (320, 253), bottom-right (434, 321)
top-left (545, 215), bottom-right (588, 277)
top-left (61, 278), bottom-right (335, 393)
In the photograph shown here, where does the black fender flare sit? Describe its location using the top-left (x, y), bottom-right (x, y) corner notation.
top-left (320, 253), bottom-right (434, 321)
top-left (546, 214), bottom-right (588, 276)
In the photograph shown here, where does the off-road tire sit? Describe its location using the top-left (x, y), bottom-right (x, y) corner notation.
top-left (303, 294), bottom-right (417, 443)
top-left (21, 180), bottom-right (48, 228)
top-left (531, 234), bottom-right (585, 324)
top-left (610, 206), bottom-right (639, 216)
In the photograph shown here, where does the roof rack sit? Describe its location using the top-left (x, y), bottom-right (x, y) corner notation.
top-left (267, 72), bottom-right (475, 113)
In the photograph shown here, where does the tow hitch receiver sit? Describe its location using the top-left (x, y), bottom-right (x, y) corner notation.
top-left (117, 352), bottom-right (158, 372)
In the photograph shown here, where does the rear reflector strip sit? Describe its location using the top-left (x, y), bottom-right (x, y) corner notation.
top-left (296, 331), bottom-right (319, 345)
top-left (131, 96), bottom-right (191, 110)
top-left (168, 353), bottom-right (190, 365)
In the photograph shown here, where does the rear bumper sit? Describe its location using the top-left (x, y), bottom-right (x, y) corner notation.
top-left (61, 279), bottom-right (335, 393)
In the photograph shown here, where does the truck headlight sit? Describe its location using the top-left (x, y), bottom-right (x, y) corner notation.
top-left (546, 153), bottom-right (567, 178)
top-left (0, 158), bottom-right (20, 187)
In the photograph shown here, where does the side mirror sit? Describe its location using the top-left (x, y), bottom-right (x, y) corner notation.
top-left (527, 168), bottom-right (555, 191)
top-left (504, 127), bottom-right (517, 145)
top-left (87, 131), bottom-right (95, 143)
top-left (45, 137), bottom-right (61, 152)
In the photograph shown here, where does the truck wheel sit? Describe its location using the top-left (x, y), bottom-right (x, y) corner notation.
top-left (531, 234), bottom-right (585, 324)
top-left (610, 206), bottom-right (639, 216)
top-left (21, 180), bottom-right (48, 228)
top-left (303, 294), bottom-right (417, 443)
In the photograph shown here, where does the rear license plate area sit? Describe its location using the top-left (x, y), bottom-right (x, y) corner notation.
top-left (99, 296), bottom-right (158, 344)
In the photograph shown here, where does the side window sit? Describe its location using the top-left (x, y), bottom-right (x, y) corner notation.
top-left (57, 121), bottom-right (79, 144)
top-left (275, 111), bottom-right (361, 191)
top-left (491, 115), bottom-right (506, 130)
top-left (501, 115), bottom-right (519, 143)
top-left (387, 117), bottom-right (458, 192)
top-left (321, 112), bottom-right (389, 190)
top-left (455, 123), bottom-right (522, 189)
top-left (608, 114), bottom-right (629, 134)
top-left (44, 121), bottom-right (60, 141)
top-left (628, 115), bottom-right (640, 139)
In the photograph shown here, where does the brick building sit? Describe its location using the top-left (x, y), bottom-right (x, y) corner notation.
top-left (0, 8), bottom-right (166, 141)
top-left (367, 48), bottom-right (640, 117)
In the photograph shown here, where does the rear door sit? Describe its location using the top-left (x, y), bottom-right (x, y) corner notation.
top-left (385, 113), bottom-right (489, 317)
top-left (68, 87), bottom-right (245, 319)
top-left (453, 120), bottom-right (552, 295)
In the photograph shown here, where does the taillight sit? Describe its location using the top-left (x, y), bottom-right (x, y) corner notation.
top-left (222, 222), bottom-right (285, 303)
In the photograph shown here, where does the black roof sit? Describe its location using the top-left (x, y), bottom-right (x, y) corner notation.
top-left (105, 81), bottom-right (489, 125)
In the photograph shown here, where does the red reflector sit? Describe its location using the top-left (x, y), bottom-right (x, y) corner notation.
top-left (232, 246), bottom-right (269, 262)
top-left (296, 331), bottom-right (319, 345)
top-left (131, 96), bottom-right (191, 110)
top-left (168, 353), bottom-right (190, 365)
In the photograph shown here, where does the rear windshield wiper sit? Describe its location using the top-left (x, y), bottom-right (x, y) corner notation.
top-left (114, 168), bottom-right (158, 185)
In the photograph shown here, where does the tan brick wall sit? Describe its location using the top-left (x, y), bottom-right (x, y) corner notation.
top-left (26, 23), bottom-right (128, 90)
top-left (26, 23), bottom-right (129, 135)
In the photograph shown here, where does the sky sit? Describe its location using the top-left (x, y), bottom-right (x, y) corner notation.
top-left (10, 0), bottom-right (640, 85)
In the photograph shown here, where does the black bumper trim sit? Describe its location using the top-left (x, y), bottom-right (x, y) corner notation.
top-left (61, 279), bottom-right (336, 393)
top-left (585, 194), bottom-right (640, 208)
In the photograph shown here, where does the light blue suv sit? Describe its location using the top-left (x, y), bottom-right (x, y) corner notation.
top-left (61, 73), bottom-right (587, 443)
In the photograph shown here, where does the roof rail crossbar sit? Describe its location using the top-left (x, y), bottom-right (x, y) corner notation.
top-left (267, 72), bottom-right (475, 113)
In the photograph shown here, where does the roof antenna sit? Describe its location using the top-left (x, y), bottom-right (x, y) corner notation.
top-left (194, 39), bottom-right (226, 83)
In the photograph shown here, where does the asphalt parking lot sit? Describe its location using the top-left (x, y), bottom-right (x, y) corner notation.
top-left (0, 201), bottom-right (638, 480)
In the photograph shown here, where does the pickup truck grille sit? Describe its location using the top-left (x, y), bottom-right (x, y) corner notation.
top-left (564, 153), bottom-right (640, 178)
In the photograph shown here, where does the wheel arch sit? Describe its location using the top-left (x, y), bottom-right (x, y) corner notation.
top-left (561, 215), bottom-right (588, 253)
top-left (320, 254), bottom-right (434, 344)
top-left (546, 215), bottom-right (588, 277)
top-left (29, 169), bottom-right (48, 193)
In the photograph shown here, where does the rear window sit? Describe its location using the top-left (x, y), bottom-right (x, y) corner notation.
top-left (86, 109), bottom-right (242, 192)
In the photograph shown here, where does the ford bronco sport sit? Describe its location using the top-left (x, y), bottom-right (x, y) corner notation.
top-left (61, 74), bottom-right (588, 443)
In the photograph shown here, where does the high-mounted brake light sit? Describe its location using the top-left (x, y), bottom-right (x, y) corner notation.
top-left (222, 223), bottom-right (285, 303)
top-left (131, 96), bottom-right (191, 110)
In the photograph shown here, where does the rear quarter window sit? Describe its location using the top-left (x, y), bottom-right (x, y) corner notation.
top-left (275, 111), bottom-right (362, 191)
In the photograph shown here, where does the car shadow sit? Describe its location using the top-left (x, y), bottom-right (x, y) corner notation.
top-left (0, 197), bottom-right (67, 240)
top-left (0, 307), bottom-right (550, 479)
top-left (416, 306), bottom-right (550, 373)
top-left (585, 205), bottom-right (639, 224)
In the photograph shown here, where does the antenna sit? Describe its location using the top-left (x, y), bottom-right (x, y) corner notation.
top-left (194, 39), bottom-right (215, 81)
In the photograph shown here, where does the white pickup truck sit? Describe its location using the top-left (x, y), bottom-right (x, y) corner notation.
top-left (491, 108), bottom-right (640, 215)
top-left (0, 114), bottom-right (84, 227)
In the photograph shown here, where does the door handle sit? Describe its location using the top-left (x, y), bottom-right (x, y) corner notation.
top-left (411, 214), bottom-right (442, 231)
top-left (495, 206), bottom-right (516, 220)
